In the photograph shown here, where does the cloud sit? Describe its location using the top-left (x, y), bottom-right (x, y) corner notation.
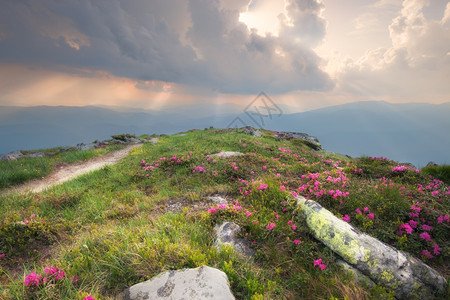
top-left (0, 0), bottom-right (333, 95)
top-left (278, 0), bottom-right (327, 47)
top-left (336, 0), bottom-right (450, 101)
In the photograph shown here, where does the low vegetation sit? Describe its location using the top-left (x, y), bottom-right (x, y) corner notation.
top-left (0, 128), bottom-right (448, 299)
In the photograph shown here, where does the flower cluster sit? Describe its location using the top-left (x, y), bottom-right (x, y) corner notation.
top-left (313, 258), bottom-right (327, 270)
top-left (355, 207), bottom-right (374, 220)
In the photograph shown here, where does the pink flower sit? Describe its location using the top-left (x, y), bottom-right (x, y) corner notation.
top-left (313, 258), bottom-right (327, 270)
top-left (367, 213), bottom-right (374, 220)
top-left (410, 212), bottom-right (419, 218)
top-left (0, 254), bottom-right (5, 258)
top-left (24, 272), bottom-right (42, 287)
top-left (263, 166), bottom-right (267, 170)
top-left (343, 215), bottom-right (350, 222)
top-left (421, 250), bottom-right (433, 259)
top-left (408, 220), bottom-right (418, 228)
top-left (83, 296), bottom-right (96, 300)
top-left (313, 259), bottom-right (322, 267)
top-left (266, 223), bottom-right (276, 231)
top-left (363, 207), bottom-right (369, 213)
top-left (420, 232), bottom-right (432, 241)
top-left (355, 208), bottom-right (362, 214)
top-left (400, 224), bottom-right (413, 234)
top-left (246, 211), bottom-right (252, 217)
top-left (433, 244), bottom-right (442, 255)
top-left (293, 239), bottom-right (300, 245)
top-left (421, 224), bottom-right (434, 231)
top-left (291, 225), bottom-right (297, 230)
top-left (287, 220), bottom-right (293, 225)
top-left (437, 215), bottom-right (449, 223)
top-left (207, 207), bottom-right (217, 213)
top-left (410, 205), bottom-right (421, 212)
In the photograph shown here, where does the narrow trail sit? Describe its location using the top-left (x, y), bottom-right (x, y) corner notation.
top-left (4, 143), bottom-right (143, 195)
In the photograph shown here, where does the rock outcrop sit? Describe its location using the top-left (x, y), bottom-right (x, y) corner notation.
top-left (0, 150), bottom-right (24, 161)
top-left (116, 266), bottom-right (235, 300)
top-left (296, 196), bottom-right (446, 299)
top-left (0, 150), bottom-right (45, 161)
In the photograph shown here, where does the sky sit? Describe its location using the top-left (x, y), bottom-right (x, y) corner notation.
top-left (0, 0), bottom-right (449, 113)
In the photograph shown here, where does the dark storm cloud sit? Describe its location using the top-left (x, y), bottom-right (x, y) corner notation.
top-left (0, 0), bottom-right (333, 94)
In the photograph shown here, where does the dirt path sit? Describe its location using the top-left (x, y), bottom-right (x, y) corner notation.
top-left (5, 143), bottom-right (143, 195)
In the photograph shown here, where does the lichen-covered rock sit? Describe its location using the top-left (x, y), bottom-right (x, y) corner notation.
top-left (296, 196), bottom-right (446, 299)
top-left (336, 259), bottom-right (376, 289)
top-left (214, 222), bottom-right (254, 257)
top-left (116, 266), bottom-right (235, 300)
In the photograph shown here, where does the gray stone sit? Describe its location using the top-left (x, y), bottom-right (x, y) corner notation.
top-left (213, 151), bottom-right (242, 158)
top-left (124, 137), bottom-right (142, 143)
top-left (296, 196), bottom-right (446, 299)
top-left (116, 266), bottom-right (235, 300)
top-left (251, 130), bottom-right (262, 137)
top-left (336, 259), bottom-right (376, 289)
top-left (148, 137), bottom-right (159, 144)
top-left (110, 139), bottom-right (126, 144)
top-left (426, 161), bottom-right (438, 167)
top-left (0, 150), bottom-right (23, 161)
top-left (208, 196), bottom-right (227, 205)
top-left (214, 222), bottom-right (254, 258)
top-left (23, 152), bottom-right (45, 158)
top-left (76, 143), bottom-right (97, 151)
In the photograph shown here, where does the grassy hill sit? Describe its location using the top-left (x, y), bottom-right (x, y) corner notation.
top-left (0, 128), bottom-right (448, 299)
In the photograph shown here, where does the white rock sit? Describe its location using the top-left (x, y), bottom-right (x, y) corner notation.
top-left (117, 266), bottom-right (235, 300)
top-left (213, 151), bottom-right (242, 158)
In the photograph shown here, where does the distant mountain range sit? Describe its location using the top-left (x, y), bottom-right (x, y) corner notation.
top-left (1, 101), bottom-right (449, 167)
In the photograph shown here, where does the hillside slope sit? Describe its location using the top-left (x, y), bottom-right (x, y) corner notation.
top-left (0, 128), bottom-right (448, 299)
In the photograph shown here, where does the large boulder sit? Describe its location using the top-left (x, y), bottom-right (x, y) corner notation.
top-left (214, 222), bottom-right (254, 258)
top-left (296, 196), bottom-right (446, 299)
top-left (116, 266), bottom-right (235, 300)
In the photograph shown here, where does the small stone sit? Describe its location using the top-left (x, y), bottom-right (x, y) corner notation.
top-left (214, 222), bottom-right (254, 257)
top-left (208, 196), bottom-right (227, 205)
top-left (212, 151), bottom-right (242, 158)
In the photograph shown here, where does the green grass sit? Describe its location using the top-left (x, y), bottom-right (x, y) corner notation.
top-left (422, 165), bottom-right (450, 185)
top-left (0, 145), bottom-right (126, 189)
top-left (0, 128), bottom-right (448, 299)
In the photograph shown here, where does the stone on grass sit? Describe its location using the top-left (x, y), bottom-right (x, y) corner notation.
top-left (0, 150), bottom-right (23, 161)
top-left (213, 151), bottom-right (242, 158)
top-left (208, 196), bottom-right (227, 205)
top-left (214, 222), bottom-right (254, 257)
top-left (76, 142), bottom-right (98, 151)
top-left (116, 266), bottom-right (235, 300)
top-left (24, 152), bottom-right (45, 158)
top-left (296, 196), bottom-right (446, 299)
